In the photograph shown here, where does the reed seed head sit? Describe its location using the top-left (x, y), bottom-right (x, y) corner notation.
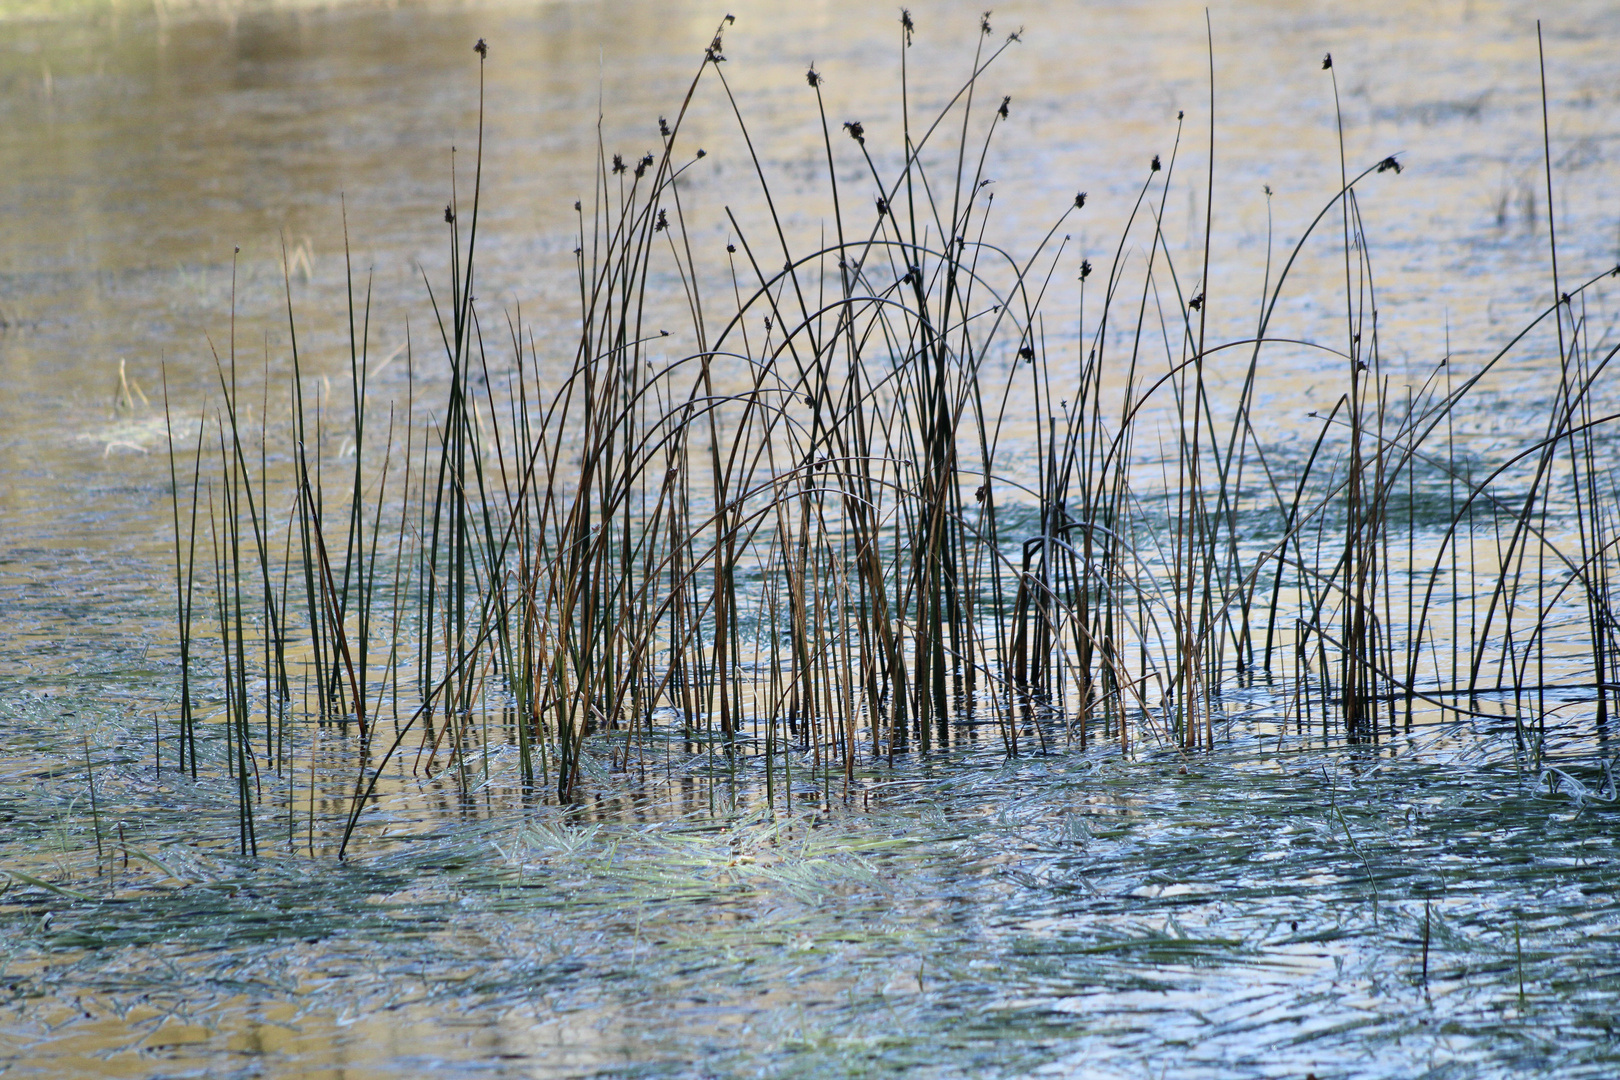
top-left (444, 205), bottom-right (454, 223)
top-left (980, 11), bottom-right (992, 36)
top-left (1080, 258), bottom-right (1092, 280)
top-left (474, 38), bottom-right (488, 59)
top-left (843, 121), bottom-right (865, 145)
top-left (1151, 155), bottom-right (1161, 172)
top-left (901, 8), bottom-right (914, 44)
top-left (1322, 52), bottom-right (1333, 69)
top-left (612, 154), bottom-right (627, 174)
top-left (655, 209), bottom-right (669, 232)
top-left (659, 116), bottom-right (671, 138)
top-left (807, 67), bottom-right (822, 88)
top-left (1074, 191), bottom-right (1087, 209)
top-left (998, 95), bottom-right (1010, 119)
top-left (1376, 155), bottom-right (1403, 174)
top-left (1189, 292), bottom-right (1204, 311)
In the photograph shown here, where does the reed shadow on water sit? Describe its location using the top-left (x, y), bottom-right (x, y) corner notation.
top-left (3, 6), bottom-right (1620, 1078)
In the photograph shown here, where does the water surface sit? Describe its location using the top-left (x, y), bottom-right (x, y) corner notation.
top-left (2, 0), bottom-right (1619, 1076)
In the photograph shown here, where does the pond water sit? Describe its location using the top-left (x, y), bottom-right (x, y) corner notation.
top-left (2, 0), bottom-right (1619, 1076)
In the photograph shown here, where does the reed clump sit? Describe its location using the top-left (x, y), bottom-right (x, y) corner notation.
top-left (157, 15), bottom-right (1620, 856)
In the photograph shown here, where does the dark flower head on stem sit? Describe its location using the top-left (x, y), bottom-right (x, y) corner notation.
top-left (444, 205), bottom-right (455, 224)
top-left (655, 209), bottom-right (669, 232)
top-left (695, 148), bottom-right (706, 158)
top-left (1376, 155), bottom-right (1402, 174)
top-left (843, 120), bottom-right (865, 145)
top-left (1189, 292), bottom-right (1204, 311)
top-left (1074, 191), bottom-right (1087, 209)
top-left (1080, 258), bottom-right (1092, 280)
top-left (998, 95), bottom-right (1010, 119)
top-left (876, 197), bottom-right (889, 216)
top-left (1322, 52), bottom-right (1333, 69)
top-left (635, 152), bottom-right (654, 178)
top-left (726, 243), bottom-right (736, 253)
top-left (807, 67), bottom-right (822, 88)
top-left (612, 154), bottom-right (627, 174)
top-left (980, 10), bottom-right (992, 35)
top-left (1151, 154), bottom-right (1161, 172)
top-left (659, 116), bottom-right (670, 138)
top-left (901, 8), bottom-right (914, 44)
top-left (474, 38), bottom-right (488, 58)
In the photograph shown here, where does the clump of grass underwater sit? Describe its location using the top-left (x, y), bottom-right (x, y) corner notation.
top-left (3, 11), bottom-right (1620, 1079)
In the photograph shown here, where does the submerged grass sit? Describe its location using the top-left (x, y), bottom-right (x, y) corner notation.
top-left (3, 690), bottom-right (1619, 1076)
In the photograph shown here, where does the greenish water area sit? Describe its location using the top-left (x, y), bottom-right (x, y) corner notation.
top-left (3, 690), bottom-right (1619, 1077)
top-left (4, 0), bottom-right (1620, 1076)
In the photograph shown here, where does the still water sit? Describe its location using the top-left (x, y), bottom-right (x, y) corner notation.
top-left (2, 0), bottom-right (1619, 1076)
